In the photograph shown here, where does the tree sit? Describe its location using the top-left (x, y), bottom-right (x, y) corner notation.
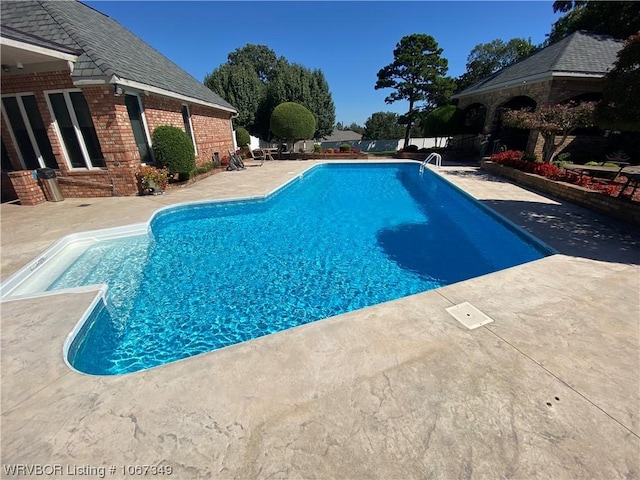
top-left (347, 122), bottom-right (364, 135)
top-left (548, 1), bottom-right (640, 43)
top-left (375, 34), bottom-right (455, 149)
top-left (422, 105), bottom-right (463, 142)
top-left (457, 38), bottom-right (536, 91)
top-left (596, 33), bottom-right (640, 132)
top-left (260, 63), bottom-right (334, 140)
top-left (270, 102), bottom-right (316, 150)
top-left (204, 63), bottom-right (264, 132)
top-left (363, 112), bottom-right (404, 140)
top-left (205, 45), bottom-right (335, 141)
top-left (227, 44), bottom-right (278, 82)
top-left (501, 102), bottom-right (596, 162)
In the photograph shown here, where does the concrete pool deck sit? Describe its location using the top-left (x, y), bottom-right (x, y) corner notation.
top-left (1, 160), bottom-right (638, 479)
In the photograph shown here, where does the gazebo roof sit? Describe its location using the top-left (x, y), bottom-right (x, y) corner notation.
top-left (454, 31), bottom-right (624, 99)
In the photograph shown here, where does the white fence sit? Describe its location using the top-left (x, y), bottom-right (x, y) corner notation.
top-left (244, 135), bottom-right (450, 153)
top-left (320, 137), bottom-right (449, 152)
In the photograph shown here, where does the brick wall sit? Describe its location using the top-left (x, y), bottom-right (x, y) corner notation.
top-left (7, 170), bottom-right (46, 206)
top-left (481, 160), bottom-right (640, 226)
top-left (191, 104), bottom-right (234, 166)
top-left (141, 96), bottom-right (235, 168)
top-left (1, 70), bottom-right (235, 200)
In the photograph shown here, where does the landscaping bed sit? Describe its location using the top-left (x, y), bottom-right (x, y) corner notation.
top-left (481, 155), bottom-right (640, 226)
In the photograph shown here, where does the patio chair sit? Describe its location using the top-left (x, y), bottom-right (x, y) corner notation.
top-left (246, 149), bottom-right (265, 166)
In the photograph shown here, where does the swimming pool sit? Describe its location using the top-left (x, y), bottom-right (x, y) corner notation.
top-left (50, 163), bottom-right (552, 375)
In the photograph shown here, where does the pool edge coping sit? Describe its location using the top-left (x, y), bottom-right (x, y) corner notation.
top-left (1, 160), bottom-right (558, 378)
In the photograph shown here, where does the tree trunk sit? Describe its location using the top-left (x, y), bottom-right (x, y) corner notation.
top-left (403, 123), bottom-right (412, 150)
top-left (403, 99), bottom-right (414, 150)
top-left (542, 133), bottom-right (556, 163)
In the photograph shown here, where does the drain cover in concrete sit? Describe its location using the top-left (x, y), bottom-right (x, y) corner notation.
top-left (446, 302), bottom-right (494, 330)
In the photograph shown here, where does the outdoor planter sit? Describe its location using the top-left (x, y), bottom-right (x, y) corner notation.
top-left (481, 160), bottom-right (640, 226)
top-left (137, 165), bottom-right (169, 195)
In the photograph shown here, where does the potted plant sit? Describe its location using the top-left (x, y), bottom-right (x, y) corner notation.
top-left (136, 165), bottom-right (169, 195)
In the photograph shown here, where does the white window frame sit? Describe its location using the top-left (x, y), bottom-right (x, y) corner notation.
top-left (125, 92), bottom-right (154, 164)
top-left (181, 103), bottom-right (198, 156)
top-left (1, 92), bottom-right (48, 169)
top-left (44, 88), bottom-right (105, 170)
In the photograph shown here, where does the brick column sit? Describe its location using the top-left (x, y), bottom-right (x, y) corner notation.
top-left (8, 170), bottom-right (46, 205)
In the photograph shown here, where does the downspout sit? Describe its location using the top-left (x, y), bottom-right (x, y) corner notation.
top-left (229, 112), bottom-right (238, 152)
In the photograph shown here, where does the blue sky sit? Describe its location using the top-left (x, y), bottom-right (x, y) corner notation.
top-left (86, 1), bottom-right (561, 126)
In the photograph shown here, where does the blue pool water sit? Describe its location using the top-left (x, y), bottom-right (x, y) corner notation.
top-left (60, 163), bottom-right (552, 375)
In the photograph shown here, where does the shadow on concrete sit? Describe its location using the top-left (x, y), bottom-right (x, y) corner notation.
top-left (439, 167), bottom-right (640, 265)
top-left (482, 200), bottom-right (639, 265)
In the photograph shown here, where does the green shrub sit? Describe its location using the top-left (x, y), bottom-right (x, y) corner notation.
top-left (195, 162), bottom-right (213, 175)
top-left (270, 102), bottom-right (316, 144)
top-left (235, 127), bottom-right (250, 148)
top-left (313, 143), bottom-right (322, 153)
top-left (522, 152), bottom-right (538, 162)
top-left (553, 152), bottom-right (571, 167)
top-left (586, 161), bottom-right (619, 167)
top-left (339, 143), bottom-right (351, 152)
top-left (152, 126), bottom-right (195, 178)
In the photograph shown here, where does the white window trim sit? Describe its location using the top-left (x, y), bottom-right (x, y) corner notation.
top-left (44, 88), bottom-right (105, 170)
top-left (1, 92), bottom-right (47, 170)
top-left (125, 92), bottom-right (155, 164)
top-left (182, 104), bottom-right (198, 156)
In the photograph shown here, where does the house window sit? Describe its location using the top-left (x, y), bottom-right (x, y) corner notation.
top-left (181, 104), bottom-right (197, 155)
top-left (1, 94), bottom-right (57, 170)
top-left (1, 139), bottom-right (14, 171)
top-left (125, 93), bottom-right (153, 164)
top-left (46, 90), bottom-right (105, 169)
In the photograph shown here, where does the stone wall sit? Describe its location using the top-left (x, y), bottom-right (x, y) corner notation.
top-left (456, 76), bottom-right (606, 160)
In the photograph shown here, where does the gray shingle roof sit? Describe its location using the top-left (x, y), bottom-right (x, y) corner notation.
top-left (322, 129), bottom-right (363, 142)
top-left (0, 24), bottom-right (80, 55)
top-left (455, 31), bottom-right (624, 98)
top-left (1, 0), bottom-right (236, 112)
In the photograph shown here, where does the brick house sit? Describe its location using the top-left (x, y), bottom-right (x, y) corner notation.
top-left (451, 31), bottom-right (624, 158)
top-left (1, 0), bottom-right (237, 205)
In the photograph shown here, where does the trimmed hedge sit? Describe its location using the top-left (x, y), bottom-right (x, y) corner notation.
top-left (151, 125), bottom-right (195, 179)
top-left (270, 102), bottom-right (316, 143)
top-left (235, 127), bottom-right (250, 148)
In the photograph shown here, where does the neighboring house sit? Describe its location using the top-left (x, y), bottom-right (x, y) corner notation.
top-left (452, 31), bottom-right (624, 157)
top-left (309, 128), bottom-right (363, 152)
top-left (0, 0), bottom-right (237, 205)
top-left (321, 129), bottom-right (363, 143)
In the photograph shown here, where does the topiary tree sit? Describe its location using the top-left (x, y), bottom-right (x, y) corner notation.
top-left (236, 126), bottom-right (251, 148)
top-left (151, 125), bottom-right (196, 180)
top-left (270, 102), bottom-right (316, 151)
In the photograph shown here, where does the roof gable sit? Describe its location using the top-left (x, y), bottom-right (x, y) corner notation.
top-left (455, 31), bottom-right (624, 98)
top-left (1, 0), bottom-right (236, 112)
